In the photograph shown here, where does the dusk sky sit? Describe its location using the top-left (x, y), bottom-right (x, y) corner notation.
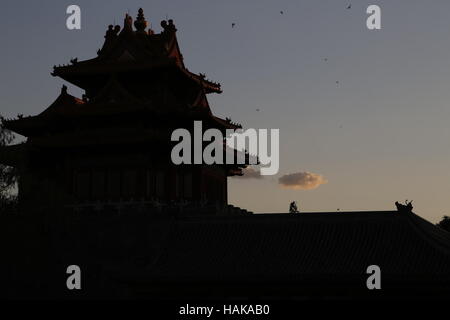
top-left (1, 0), bottom-right (450, 222)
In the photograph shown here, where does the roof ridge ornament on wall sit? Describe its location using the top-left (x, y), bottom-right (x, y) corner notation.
top-left (395, 200), bottom-right (413, 214)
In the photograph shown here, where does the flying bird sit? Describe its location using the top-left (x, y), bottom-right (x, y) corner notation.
top-left (280, 10), bottom-right (284, 15)
top-left (232, 23), bottom-right (236, 28)
top-left (347, 4), bottom-right (352, 9)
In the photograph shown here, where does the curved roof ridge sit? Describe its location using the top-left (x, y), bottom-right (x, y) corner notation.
top-left (403, 211), bottom-right (450, 255)
top-left (38, 87), bottom-right (85, 117)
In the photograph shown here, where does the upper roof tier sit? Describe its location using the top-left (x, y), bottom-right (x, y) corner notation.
top-left (52, 9), bottom-right (222, 94)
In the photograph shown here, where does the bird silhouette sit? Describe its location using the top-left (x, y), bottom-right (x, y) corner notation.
top-left (347, 4), bottom-right (352, 9)
top-left (280, 10), bottom-right (284, 15)
top-left (232, 23), bottom-right (236, 28)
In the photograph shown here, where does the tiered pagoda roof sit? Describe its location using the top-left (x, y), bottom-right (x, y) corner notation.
top-left (3, 8), bottom-right (241, 139)
top-left (1, 9), bottom-right (246, 177)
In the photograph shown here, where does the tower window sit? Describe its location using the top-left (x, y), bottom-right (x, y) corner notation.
top-left (92, 170), bottom-right (106, 199)
top-left (155, 171), bottom-right (165, 198)
top-left (183, 172), bottom-right (193, 199)
top-left (74, 170), bottom-right (90, 201)
top-left (122, 170), bottom-right (137, 199)
top-left (107, 170), bottom-right (121, 199)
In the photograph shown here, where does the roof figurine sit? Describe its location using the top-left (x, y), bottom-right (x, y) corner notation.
top-left (395, 200), bottom-right (413, 213)
top-left (105, 24), bottom-right (120, 38)
top-left (100, 24), bottom-right (121, 55)
top-left (161, 19), bottom-right (177, 33)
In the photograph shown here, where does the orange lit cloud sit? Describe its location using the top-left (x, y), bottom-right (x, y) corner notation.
top-left (278, 171), bottom-right (327, 190)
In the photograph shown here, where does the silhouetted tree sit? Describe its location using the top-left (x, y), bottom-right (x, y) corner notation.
top-left (289, 201), bottom-right (299, 214)
top-left (0, 116), bottom-right (18, 211)
top-left (437, 216), bottom-right (450, 233)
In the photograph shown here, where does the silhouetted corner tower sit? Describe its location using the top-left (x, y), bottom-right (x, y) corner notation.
top-left (0, 9), bottom-right (247, 215)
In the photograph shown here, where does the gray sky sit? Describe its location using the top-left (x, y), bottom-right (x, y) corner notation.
top-left (1, 0), bottom-right (450, 222)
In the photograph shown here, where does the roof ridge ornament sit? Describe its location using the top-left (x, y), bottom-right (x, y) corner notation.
top-left (99, 24), bottom-right (121, 56)
top-left (105, 24), bottom-right (121, 38)
top-left (134, 8), bottom-right (148, 33)
top-left (395, 200), bottom-right (413, 214)
top-left (148, 21), bottom-right (155, 35)
top-left (123, 13), bottom-right (133, 31)
top-left (161, 19), bottom-right (177, 33)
